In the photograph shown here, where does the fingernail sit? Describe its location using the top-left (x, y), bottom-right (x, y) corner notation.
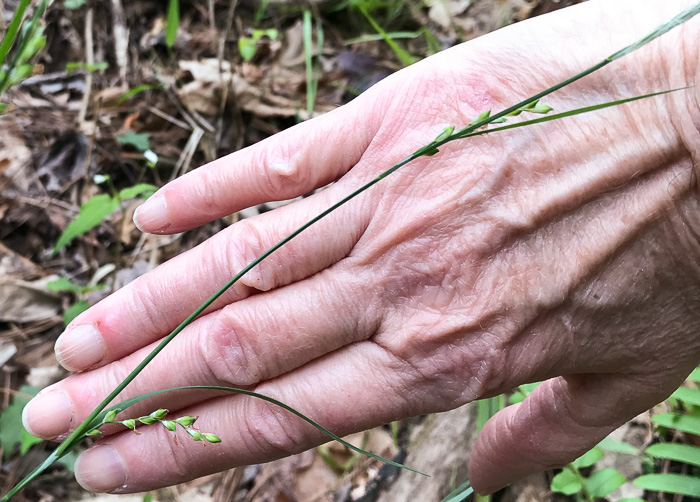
top-left (22, 390), bottom-right (74, 439)
top-left (133, 195), bottom-right (169, 233)
top-left (55, 324), bottom-right (107, 371)
top-left (76, 445), bottom-right (128, 493)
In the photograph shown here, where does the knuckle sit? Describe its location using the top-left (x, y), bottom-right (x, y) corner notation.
top-left (202, 308), bottom-right (265, 387)
top-left (243, 397), bottom-right (309, 456)
top-left (125, 281), bottom-right (164, 338)
top-left (227, 221), bottom-right (275, 291)
top-left (185, 167), bottom-right (231, 215)
top-left (257, 142), bottom-right (310, 197)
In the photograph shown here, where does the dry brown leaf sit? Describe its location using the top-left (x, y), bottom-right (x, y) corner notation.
top-left (178, 59), bottom-right (334, 119)
top-left (0, 241), bottom-right (45, 278)
top-left (0, 276), bottom-right (61, 323)
top-left (0, 116), bottom-right (32, 192)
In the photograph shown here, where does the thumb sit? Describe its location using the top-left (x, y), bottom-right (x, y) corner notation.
top-left (468, 374), bottom-right (660, 495)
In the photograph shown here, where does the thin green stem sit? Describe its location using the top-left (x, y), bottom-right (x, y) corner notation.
top-left (85, 385), bottom-right (428, 475)
top-left (566, 465), bottom-right (594, 502)
top-left (357, 4), bottom-right (415, 66)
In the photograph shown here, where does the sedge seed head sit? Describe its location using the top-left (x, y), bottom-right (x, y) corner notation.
top-left (202, 433), bottom-right (222, 443)
top-left (186, 429), bottom-right (203, 441)
top-left (175, 416), bottom-right (197, 427)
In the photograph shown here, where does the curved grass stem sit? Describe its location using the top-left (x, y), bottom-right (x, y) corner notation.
top-left (2, 2), bottom-right (700, 499)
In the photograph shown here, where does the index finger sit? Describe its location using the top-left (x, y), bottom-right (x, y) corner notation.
top-left (134, 95), bottom-right (380, 234)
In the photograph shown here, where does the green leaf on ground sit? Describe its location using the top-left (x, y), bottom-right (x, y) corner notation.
top-left (0, 385), bottom-right (41, 460)
top-left (598, 436), bottom-right (640, 455)
top-left (584, 468), bottom-right (626, 498)
top-left (573, 446), bottom-right (604, 468)
top-left (634, 473), bottom-right (700, 497)
top-left (21, 429), bottom-right (43, 455)
top-left (118, 131), bottom-right (151, 152)
top-left (551, 468), bottom-right (582, 496)
top-left (47, 277), bottom-right (106, 295)
top-left (64, 300), bottom-right (89, 325)
top-left (119, 183), bottom-right (158, 200)
top-left (54, 193), bottom-right (119, 253)
top-left (238, 38), bottom-right (257, 61)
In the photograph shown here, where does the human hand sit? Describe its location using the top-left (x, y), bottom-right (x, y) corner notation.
top-left (23, 0), bottom-right (700, 495)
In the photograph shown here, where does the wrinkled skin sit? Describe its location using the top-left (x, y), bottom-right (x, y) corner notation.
top-left (23, 0), bottom-right (700, 495)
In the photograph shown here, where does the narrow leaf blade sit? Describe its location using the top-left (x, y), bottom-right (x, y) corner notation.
top-left (165, 0), bottom-right (179, 48)
top-left (54, 194), bottom-right (119, 253)
top-left (652, 412), bottom-right (700, 436)
top-left (634, 473), bottom-right (700, 497)
top-left (645, 443), bottom-right (700, 467)
top-left (671, 386), bottom-right (700, 407)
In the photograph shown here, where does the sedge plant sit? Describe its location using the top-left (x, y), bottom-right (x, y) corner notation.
top-left (0, 0), bottom-right (50, 112)
top-left (3, 3), bottom-right (700, 500)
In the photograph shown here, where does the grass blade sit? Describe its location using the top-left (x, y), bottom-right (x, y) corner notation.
top-left (165, 0), bottom-right (179, 48)
top-left (357, 4), bottom-right (415, 66)
top-left (0, 0), bottom-right (32, 69)
top-left (303, 9), bottom-right (320, 115)
top-left (440, 480), bottom-right (474, 502)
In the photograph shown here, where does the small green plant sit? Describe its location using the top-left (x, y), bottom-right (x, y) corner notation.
top-left (317, 431), bottom-right (368, 474)
top-left (345, 27), bottom-right (442, 56)
top-left (237, 28), bottom-right (279, 62)
top-left (46, 277), bottom-right (107, 324)
top-left (4, 4), bottom-right (700, 500)
top-left (0, 386), bottom-right (77, 471)
top-left (118, 131), bottom-right (152, 152)
top-left (634, 366), bottom-right (700, 498)
top-left (0, 0), bottom-right (50, 113)
top-left (53, 177), bottom-right (157, 254)
top-left (549, 366), bottom-right (700, 501)
top-left (0, 386), bottom-right (42, 459)
top-left (353, 1), bottom-right (416, 66)
top-left (551, 447), bottom-right (626, 501)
